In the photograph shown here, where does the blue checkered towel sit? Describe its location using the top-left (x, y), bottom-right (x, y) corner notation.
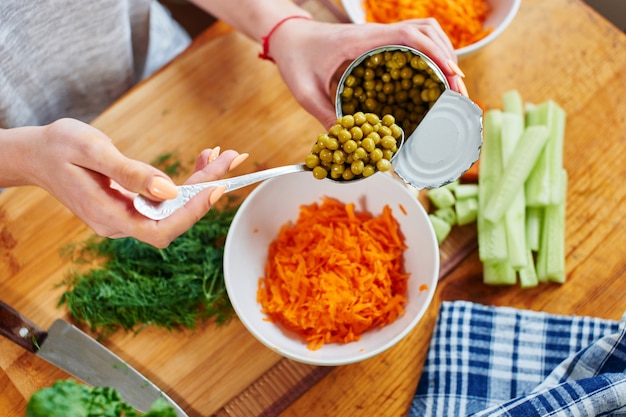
top-left (410, 300), bottom-right (626, 416)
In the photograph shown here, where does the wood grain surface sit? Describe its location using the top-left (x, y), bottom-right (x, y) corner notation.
top-left (1, 0), bottom-right (625, 416)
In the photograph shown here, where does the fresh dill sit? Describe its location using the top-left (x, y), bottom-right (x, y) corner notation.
top-left (58, 206), bottom-right (239, 337)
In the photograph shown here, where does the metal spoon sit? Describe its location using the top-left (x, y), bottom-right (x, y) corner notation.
top-left (133, 130), bottom-right (406, 221)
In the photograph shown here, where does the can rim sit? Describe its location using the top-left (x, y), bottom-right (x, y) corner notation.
top-left (334, 45), bottom-right (450, 118)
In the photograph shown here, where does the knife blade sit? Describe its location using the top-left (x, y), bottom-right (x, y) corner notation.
top-left (0, 301), bottom-right (188, 417)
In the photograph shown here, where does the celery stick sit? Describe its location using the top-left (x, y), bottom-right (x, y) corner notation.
top-left (536, 170), bottom-right (568, 283)
top-left (525, 101), bottom-right (566, 206)
top-left (479, 110), bottom-right (503, 178)
top-left (483, 260), bottom-right (517, 285)
top-left (484, 125), bottom-right (549, 223)
top-left (548, 105), bottom-right (566, 204)
top-left (502, 90), bottom-right (524, 117)
top-left (500, 112), bottom-right (527, 268)
top-left (477, 111), bottom-right (508, 261)
top-left (518, 250), bottom-right (539, 288)
top-left (525, 206), bottom-right (543, 252)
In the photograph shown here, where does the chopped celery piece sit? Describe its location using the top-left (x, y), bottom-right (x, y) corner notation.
top-left (525, 206), bottom-right (543, 252)
top-left (454, 184), bottom-right (479, 200)
top-left (429, 214), bottom-right (452, 244)
top-left (434, 207), bottom-right (457, 226)
top-left (484, 125), bottom-right (549, 223)
top-left (427, 186), bottom-right (455, 209)
top-left (483, 260), bottom-right (516, 285)
top-left (456, 197), bottom-right (478, 226)
top-left (443, 180), bottom-right (460, 192)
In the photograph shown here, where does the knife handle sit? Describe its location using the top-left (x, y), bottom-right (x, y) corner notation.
top-left (0, 301), bottom-right (47, 353)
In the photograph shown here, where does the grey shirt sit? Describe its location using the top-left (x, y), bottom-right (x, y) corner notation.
top-left (0, 0), bottom-right (190, 128)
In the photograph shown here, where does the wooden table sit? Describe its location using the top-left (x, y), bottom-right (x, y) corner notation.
top-left (1, 0), bottom-right (625, 415)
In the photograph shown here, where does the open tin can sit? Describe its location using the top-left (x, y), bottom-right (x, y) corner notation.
top-left (335, 45), bottom-right (482, 189)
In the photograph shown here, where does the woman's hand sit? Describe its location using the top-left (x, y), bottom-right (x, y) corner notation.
top-left (1, 118), bottom-right (247, 248)
top-left (268, 18), bottom-right (465, 128)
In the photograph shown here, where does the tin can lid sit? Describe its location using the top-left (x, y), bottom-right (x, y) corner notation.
top-left (392, 89), bottom-right (483, 189)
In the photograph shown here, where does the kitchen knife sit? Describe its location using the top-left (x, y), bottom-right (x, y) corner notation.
top-left (0, 301), bottom-right (188, 417)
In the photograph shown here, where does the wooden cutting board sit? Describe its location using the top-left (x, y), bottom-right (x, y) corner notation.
top-left (2, 0), bottom-right (626, 416)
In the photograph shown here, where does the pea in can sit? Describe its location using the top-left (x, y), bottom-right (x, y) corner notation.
top-left (334, 45), bottom-right (482, 189)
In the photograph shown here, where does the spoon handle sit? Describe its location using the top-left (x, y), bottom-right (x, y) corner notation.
top-left (134, 164), bottom-right (307, 220)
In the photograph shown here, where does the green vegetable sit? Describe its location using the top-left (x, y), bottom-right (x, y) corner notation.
top-left (27, 379), bottom-right (176, 417)
top-left (455, 197), bottom-right (478, 226)
top-left (453, 184), bottom-right (478, 200)
top-left (428, 214), bottom-right (452, 244)
top-left (477, 112), bottom-right (508, 262)
top-left (433, 206), bottom-right (457, 226)
top-left (59, 206), bottom-right (238, 336)
top-left (478, 90), bottom-right (567, 286)
top-left (427, 186), bottom-right (455, 209)
top-left (483, 125), bottom-right (549, 223)
top-left (500, 111), bottom-right (527, 268)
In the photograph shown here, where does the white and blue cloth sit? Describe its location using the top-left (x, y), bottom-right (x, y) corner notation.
top-left (410, 300), bottom-right (626, 416)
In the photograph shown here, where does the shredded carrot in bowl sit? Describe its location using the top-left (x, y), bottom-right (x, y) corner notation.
top-left (257, 197), bottom-right (409, 351)
top-left (362, 0), bottom-right (493, 49)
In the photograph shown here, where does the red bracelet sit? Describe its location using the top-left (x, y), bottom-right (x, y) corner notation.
top-left (258, 15), bottom-right (312, 63)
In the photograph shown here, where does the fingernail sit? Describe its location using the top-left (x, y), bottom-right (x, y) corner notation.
top-left (208, 146), bottom-right (221, 163)
top-left (447, 59), bottom-right (465, 78)
top-left (209, 185), bottom-right (227, 205)
top-left (149, 177), bottom-right (179, 199)
top-left (457, 78), bottom-right (469, 98)
top-left (228, 153), bottom-right (249, 171)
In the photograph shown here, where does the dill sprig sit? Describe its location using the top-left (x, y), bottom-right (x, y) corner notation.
top-left (58, 206), bottom-right (239, 337)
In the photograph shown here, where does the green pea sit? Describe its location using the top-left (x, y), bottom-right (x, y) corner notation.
top-left (312, 166), bottom-right (328, 180)
top-left (361, 137), bottom-right (376, 153)
top-left (359, 122), bottom-right (373, 136)
top-left (354, 112), bottom-right (366, 125)
top-left (319, 148), bottom-right (333, 162)
top-left (353, 147), bottom-right (367, 160)
top-left (376, 159), bottom-right (392, 172)
top-left (342, 169), bottom-right (355, 181)
top-left (350, 126), bottom-right (364, 141)
top-left (369, 148), bottom-right (383, 162)
top-left (363, 165), bottom-right (376, 177)
top-left (338, 129), bottom-right (352, 143)
top-left (350, 160), bottom-right (365, 175)
top-left (329, 124), bottom-right (343, 137)
top-left (343, 139), bottom-right (358, 153)
top-left (340, 115), bottom-right (355, 129)
top-left (333, 150), bottom-right (347, 164)
top-left (326, 137), bottom-right (339, 150)
top-left (305, 154), bottom-right (320, 169)
top-left (330, 163), bottom-right (345, 178)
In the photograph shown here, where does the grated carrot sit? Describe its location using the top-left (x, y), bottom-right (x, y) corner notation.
top-left (362, 0), bottom-right (493, 49)
top-left (257, 197), bottom-right (409, 350)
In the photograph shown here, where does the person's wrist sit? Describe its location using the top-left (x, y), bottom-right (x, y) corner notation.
top-left (258, 15), bottom-right (312, 62)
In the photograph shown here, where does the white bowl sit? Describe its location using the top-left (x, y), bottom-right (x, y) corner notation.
top-left (224, 172), bottom-right (439, 366)
top-left (341, 0), bottom-right (521, 58)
